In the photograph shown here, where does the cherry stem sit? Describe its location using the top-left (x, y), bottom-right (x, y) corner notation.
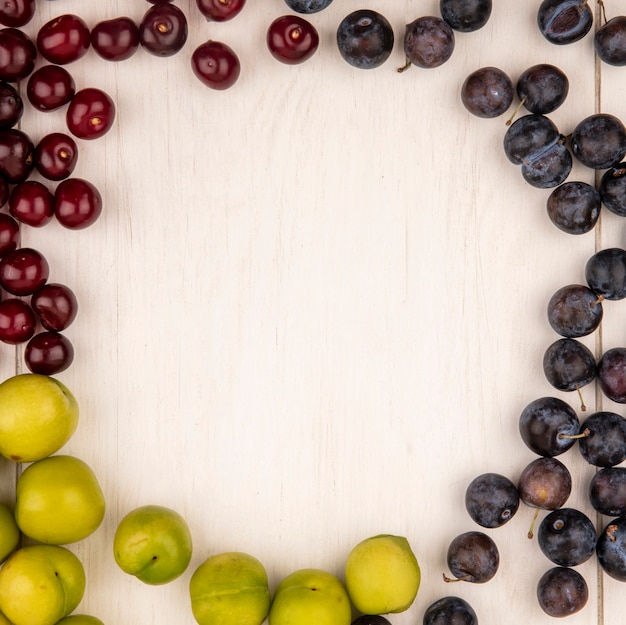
top-left (528, 508), bottom-right (540, 539)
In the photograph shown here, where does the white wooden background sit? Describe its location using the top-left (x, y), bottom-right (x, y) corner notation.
top-left (1, 1), bottom-right (625, 623)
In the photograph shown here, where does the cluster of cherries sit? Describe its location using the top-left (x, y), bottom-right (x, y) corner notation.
top-left (0, 4), bottom-right (119, 375)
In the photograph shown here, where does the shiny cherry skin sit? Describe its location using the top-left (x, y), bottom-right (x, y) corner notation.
top-left (0, 213), bottom-right (19, 257)
top-left (26, 64), bottom-right (75, 111)
top-left (0, 80), bottom-right (23, 129)
top-left (35, 132), bottom-right (78, 181)
top-left (0, 247), bottom-right (49, 296)
top-left (0, 176), bottom-right (7, 206)
top-left (191, 40), bottom-right (240, 90)
top-left (0, 0), bottom-right (35, 28)
top-left (91, 16), bottom-right (140, 61)
top-left (0, 128), bottom-right (35, 183)
top-left (25, 331), bottom-right (74, 375)
top-left (267, 15), bottom-right (319, 64)
top-left (31, 282), bottom-right (78, 331)
top-left (66, 88), bottom-right (115, 140)
top-left (196, 0), bottom-right (246, 22)
top-left (0, 27), bottom-right (36, 81)
top-left (0, 297), bottom-right (36, 344)
top-left (139, 3), bottom-right (188, 57)
top-left (54, 178), bottom-right (103, 229)
top-left (9, 180), bottom-right (55, 227)
top-left (37, 14), bottom-right (90, 64)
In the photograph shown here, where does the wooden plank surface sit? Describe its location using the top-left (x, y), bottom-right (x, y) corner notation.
top-left (2, 1), bottom-right (625, 624)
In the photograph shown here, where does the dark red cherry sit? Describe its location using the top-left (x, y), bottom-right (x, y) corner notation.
top-left (267, 15), bottom-right (319, 64)
top-left (9, 180), bottom-right (55, 227)
top-left (54, 178), bottom-right (102, 229)
top-left (0, 247), bottom-right (49, 296)
top-left (37, 14), bottom-right (90, 64)
top-left (0, 127), bottom-right (35, 183)
top-left (66, 88), bottom-right (115, 140)
top-left (0, 297), bottom-right (36, 344)
top-left (191, 40), bottom-right (240, 90)
top-left (91, 16), bottom-right (140, 61)
top-left (0, 0), bottom-right (35, 28)
top-left (139, 3), bottom-right (188, 57)
top-left (0, 80), bottom-right (22, 129)
top-left (0, 27), bottom-right (36, 81)
top-left (35, 132), bottom-right (78, 181)
top-left (31, 282), bottom-right (78, 331)
top-left (25, 331), bottom-right (74, 375)
top-left (196, 0), bottom-right (246, 22)
top-left (0, 213), bottom-right (19, 257)
top-left (26, 64), bottom-right (75, 111)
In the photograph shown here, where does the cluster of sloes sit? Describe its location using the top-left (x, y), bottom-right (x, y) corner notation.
top-left (441, 1), bottom-right (626, 621)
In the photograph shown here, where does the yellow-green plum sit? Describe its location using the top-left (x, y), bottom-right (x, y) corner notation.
top-left (0, 611), bottom-right (13, 625)
top-left (0, 373), bottom-right (78, 462)
top-left (189, 551), bottom-right (271, 625)
top-left (344, 534), bottom-right (420, 615)
top-left (0, 503), bottom-right (19, 562)
top-left (268, 568), bottom-right (351, 625)
top-left (0, 544), bottom-right (85, 625)
top-left (113, 504), bottom-right (192, 585)
top-left (15, 455), bottom-right (105, 544)
top-left (56, 616), bottom-right (105, 625)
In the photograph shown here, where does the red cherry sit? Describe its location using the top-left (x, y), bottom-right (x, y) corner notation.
top-left (191, 40), bottom-right (240, 90)
top-left (267, 15), bottom-right (319, 64)
top-left (9, 180), bottom-right (55, 227)
top-left (31, 282), bottom-right (78, 332)
top-left (54, 178), bottom-right (103, 229)
top-left (0, 213), bottom-right (19, 257)
top-left (0, 297), bottom-right (36, 344)
top-left (25, 331), bottom-right (74, 375)
top-left (66, 88), bottom-right (115, 140)
top-left (35, 132), bottom-right (78, 181)
top-left (37, 14), bottom-right (90, 64)
top-left (0, 247), bottom-right (49, 296)
top-left (27, 64), bottom-right (76, 112)
top-left (0, 27), bottom-right (36, 81)
top-left (91, 16), bottom-right (140, 62)
top-left (0, 0), bottom-right (36, 28)
top-left (195, 0), bottom-right (246, 22)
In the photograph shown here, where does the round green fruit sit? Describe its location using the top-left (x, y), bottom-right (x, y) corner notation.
top-left (0, 544), bottom-right (85, 625)
top-left (0, 503), bottom-right (19, 562)
top-left (15, 455), bottom-right (105, 544)
top-left (0, 373), bottom-right (79, 463)
top-left (344, 534), bottom-right (420, 614)
top-left (268, 568), bottom-right (351, 625)
top-left (113, 504), bottom-right (192, 585)
top-left (189, 551), bottom-right (271, 625)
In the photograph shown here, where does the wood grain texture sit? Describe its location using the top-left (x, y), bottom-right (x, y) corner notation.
top-left (1, 1), bottom-right (625, 624)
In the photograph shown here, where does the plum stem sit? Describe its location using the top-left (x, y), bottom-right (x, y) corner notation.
top-left (442, 573), bottom-right (471, 583)
top-left (528, 508), bottom-right (540, 539)
top-left (505, 97), bottom-right (526, 126)
top-left (397, 59), bottom-right (412, 73)
top-left (558, 427), bottom-right (590, 440)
